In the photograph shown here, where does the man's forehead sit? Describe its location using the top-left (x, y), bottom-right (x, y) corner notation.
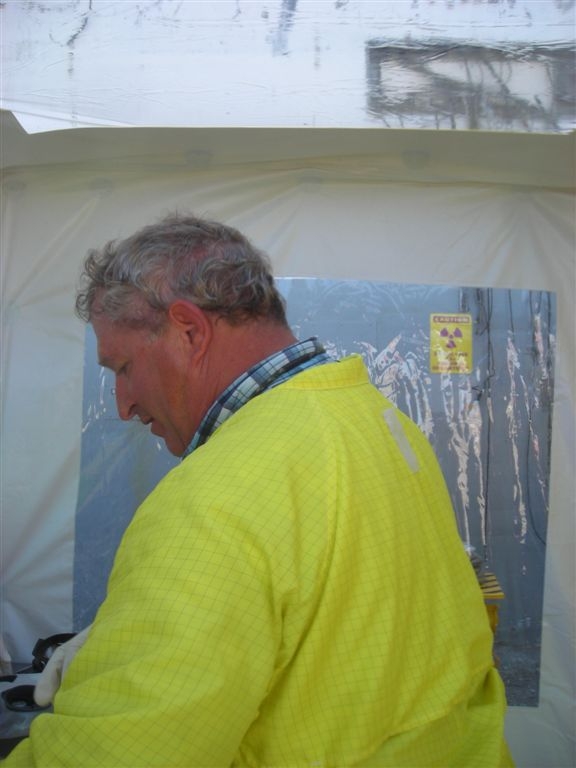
top-left (92, 315), bottom-right (123, 368)
top-left (96, 342), bottom-right (117, 371)
top-left (93, 314), bottom-right (164, 368)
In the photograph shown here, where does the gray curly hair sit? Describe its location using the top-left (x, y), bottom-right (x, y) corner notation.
top-left (75, 213), bottom-right (287, 330)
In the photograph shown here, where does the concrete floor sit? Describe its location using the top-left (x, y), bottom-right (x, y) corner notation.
top-left (495, 642), bottom-right (541, 707)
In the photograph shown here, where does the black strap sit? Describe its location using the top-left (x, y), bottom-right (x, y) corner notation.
top-left (31, 633), bottom-right (77, 672)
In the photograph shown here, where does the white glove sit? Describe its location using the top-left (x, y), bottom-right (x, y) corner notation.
top-left (34, 625), bottom-right (92, 707)
top-left (0, 633), bottom-right (13, 675)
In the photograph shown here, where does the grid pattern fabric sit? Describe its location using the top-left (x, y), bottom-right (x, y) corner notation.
top-left (7, 356), bottom-right (511, 767)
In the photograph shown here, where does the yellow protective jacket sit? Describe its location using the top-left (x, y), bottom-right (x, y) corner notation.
top-left (6, 355), bottom-right (512, 767)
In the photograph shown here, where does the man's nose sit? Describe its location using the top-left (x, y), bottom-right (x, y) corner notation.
top-left (115, 377), bottom-right (135, 421)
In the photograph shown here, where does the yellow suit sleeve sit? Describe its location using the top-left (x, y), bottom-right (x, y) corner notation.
top-left (7, 469), bottom-right (281, 767)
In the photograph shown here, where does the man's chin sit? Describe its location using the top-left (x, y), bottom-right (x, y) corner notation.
top-left (149, 422), bottom-right (187, 457)
top-left (162, 434), bottom-right (187, 458)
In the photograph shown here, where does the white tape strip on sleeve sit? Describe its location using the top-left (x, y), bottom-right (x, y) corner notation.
top-left (382, 408), bottom-right (420, 473)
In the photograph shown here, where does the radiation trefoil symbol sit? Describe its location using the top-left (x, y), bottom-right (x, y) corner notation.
top-left (440, 326), bottom-right (463, 350)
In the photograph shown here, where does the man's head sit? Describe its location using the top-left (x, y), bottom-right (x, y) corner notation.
top-left (75, 213), bottom-right (287, 330)
top-left (77, 213), bottom-right (295, 456)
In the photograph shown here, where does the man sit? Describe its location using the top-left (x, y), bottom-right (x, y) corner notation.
top-left (6, 213), bottom-right (512, 766)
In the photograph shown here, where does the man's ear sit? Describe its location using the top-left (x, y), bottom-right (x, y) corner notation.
top-left (167, 300), bottom-right (213, 359)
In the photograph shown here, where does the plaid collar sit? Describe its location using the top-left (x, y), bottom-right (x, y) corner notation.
top-left (183, 337), bottom-right (331, 458)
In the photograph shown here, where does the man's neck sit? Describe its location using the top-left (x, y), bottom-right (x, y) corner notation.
top-left (195, 317), bottom-right (298, 417)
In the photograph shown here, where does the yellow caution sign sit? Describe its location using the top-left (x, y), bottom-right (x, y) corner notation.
top-left (430, 313), bottom-right (473, 373)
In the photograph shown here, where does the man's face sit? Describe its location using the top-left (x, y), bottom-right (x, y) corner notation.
top-left (92, 313), bottom-right (196, 456)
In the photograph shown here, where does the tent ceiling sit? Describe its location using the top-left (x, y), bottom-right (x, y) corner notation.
top-left (2, 111), bottom-right (575, 191)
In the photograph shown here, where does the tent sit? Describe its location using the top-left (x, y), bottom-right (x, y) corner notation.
top-left (1, 2), bottom-right (575, 766)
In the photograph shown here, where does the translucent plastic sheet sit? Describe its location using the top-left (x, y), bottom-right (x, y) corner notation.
top-left (1, 156), bottom-right (574, 766)
top-left (2, 0), bottom-right (574, 133)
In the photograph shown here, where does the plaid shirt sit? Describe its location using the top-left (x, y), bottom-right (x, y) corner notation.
top-left (183, 337), bottom-right (332, 458)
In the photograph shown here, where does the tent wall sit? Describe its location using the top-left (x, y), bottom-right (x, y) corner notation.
top-left (1, 126), bottom-right (575, 767)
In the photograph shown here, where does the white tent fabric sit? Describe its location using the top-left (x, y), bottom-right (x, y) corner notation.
top-left (1, 0), bottom-right (575, 765)
top-left (1, 116), bottom-right (574, 767)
